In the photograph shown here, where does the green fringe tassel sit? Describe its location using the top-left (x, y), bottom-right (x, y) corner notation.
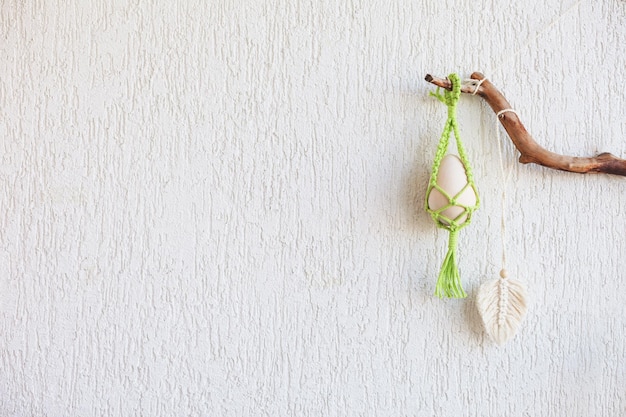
top-left (434, 231), bottom-right (467, 298)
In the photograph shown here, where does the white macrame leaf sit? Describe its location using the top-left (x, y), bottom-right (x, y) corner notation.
top-left (476, 277), bottom-right (528, 345)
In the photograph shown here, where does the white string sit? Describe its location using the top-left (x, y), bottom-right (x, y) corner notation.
top-left (497, 108), bottom-right (518, 119)
top-left (490, 0), bottom-right (584, 78)
top-left (495, 118), bottom-right (514, 271)
top-left (471, 78), bottom-right (487, 95)
top-left (482, 0), bottom-right (583, 275)
top-left (462, 77), bottom-right (488, 95)
top-left (456, 1), bottom-right (582, 277)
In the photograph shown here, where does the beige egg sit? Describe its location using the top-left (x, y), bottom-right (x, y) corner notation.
top-left (427, 154), bottom-right (477, 226)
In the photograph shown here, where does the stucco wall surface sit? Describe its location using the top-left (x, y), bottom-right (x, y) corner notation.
top-left (1, 1), bottom-right (626, 416)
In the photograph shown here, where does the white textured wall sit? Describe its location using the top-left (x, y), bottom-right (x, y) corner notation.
top-left (1, 1), bottom-right (626, 416)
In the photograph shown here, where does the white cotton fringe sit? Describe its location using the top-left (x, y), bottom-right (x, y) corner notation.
top-left (476, 277), bottom-right (528, 345)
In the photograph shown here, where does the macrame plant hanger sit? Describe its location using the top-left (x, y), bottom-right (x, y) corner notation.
top-left (420, 1), bottom-right (626, 347)
top-left (425, 73), bottom-right (479, 299)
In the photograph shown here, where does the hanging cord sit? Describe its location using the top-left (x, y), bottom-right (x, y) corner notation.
top-left (470, 79), bottom-right (514, 274)
top-left (490, 0), bottom-right (583, 78)
top-left (495, 109), bottom-right (517, 275)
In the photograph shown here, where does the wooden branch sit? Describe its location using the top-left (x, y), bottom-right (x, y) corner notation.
top-left (425, 72), bottom-right (626, 177)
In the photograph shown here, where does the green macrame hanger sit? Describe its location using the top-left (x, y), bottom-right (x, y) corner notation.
top-left (425, 73), bottom-right (480, 298)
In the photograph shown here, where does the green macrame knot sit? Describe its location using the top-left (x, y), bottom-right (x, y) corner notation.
top-left (425, 73), bottom-right (480, 299)
top-left (430, 73), bottom-right (462, 110)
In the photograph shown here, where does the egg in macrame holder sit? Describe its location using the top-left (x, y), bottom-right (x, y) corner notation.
top-left (425, 74), bottom-right (479, 298)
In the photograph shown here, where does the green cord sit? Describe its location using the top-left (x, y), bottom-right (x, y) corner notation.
top-left (425, 73), bottom-right (480, 299)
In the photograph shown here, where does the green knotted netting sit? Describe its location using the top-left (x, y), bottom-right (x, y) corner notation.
top-left (425, 73), bottom-right (480, 298)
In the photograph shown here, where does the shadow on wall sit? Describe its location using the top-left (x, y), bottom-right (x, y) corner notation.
top-left (407, 131), bottom-right (438, 233)
top-left (397, 88), bottom-right (440, 237)
top-left (400, 124), bottom-right (444, 301)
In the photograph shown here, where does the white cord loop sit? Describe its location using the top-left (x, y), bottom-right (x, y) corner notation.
top-left (463, 78), bottom-right (488, 95)
top-left (496, 108), bottom-right (518, 119)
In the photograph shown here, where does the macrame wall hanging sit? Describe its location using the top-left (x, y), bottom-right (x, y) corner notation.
top-left (425, 74), bottom-right (479, 299)
top-left (424, 72), bottom-right (626, 344)
top-left (421, 0), bottom-right (626, 345)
